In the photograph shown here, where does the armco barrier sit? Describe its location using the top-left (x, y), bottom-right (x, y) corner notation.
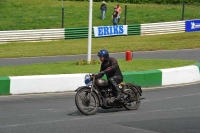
top-left (0, 28), bottom-right (65, 43)
top-left (128, 24), bottom-right (141, 35)
top-left (2, 20), bottom-right (199, 43)
top-left (64, 24), bottom-right (140, 39)
top-left (141, 21), bottom-right (185, 35)
top-left (65, 27), bottom-right (94, 39)
top-left (0, 63), bottom-right (200, 95)
top-left (0, 24), bottom-right (141, 43)
top-left (2, 20), bottom-right (198, 43)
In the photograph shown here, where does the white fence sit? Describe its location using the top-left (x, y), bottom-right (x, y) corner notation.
top-left (141, 21), bottom-right (185, 35)
top-left (0, 28), bottom-right (65, 43)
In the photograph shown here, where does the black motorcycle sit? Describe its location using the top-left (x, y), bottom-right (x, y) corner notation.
top-left (75, 73), bottom-right (142, 115)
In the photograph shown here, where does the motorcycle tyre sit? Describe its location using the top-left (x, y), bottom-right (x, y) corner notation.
top-left (75, 88), bottom-right (99, 115)
top-left (124, 88), bottom-right (141, 110)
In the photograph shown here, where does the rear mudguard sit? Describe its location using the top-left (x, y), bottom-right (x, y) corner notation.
top-left (134, 85), bottom-right (142, 94)
top-left (126, 83), bottom-right (142, 96)
top-left (75, 86), bottom-right (103, 106)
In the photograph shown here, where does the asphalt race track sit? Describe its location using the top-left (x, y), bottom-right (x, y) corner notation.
top-left (0, 83), bottom-right (200, 133)
top-left (0, 49), bottom-right (200, 133)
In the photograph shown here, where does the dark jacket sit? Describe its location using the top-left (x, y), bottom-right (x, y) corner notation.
top-left (112, 10), bottom-right (118, 18)
top-left (100, 3), bottom-right (107, 12)
top-left (97, 57), bottom-right (123, 80)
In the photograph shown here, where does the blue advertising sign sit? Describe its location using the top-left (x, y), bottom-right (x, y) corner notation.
top-left (185, 19), bottom-right (200, 32)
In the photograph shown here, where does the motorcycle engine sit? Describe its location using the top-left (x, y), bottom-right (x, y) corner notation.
top-left (101, 89), bottom-right (115, 105)
top-left (107, 97), bottom-right (115, 105)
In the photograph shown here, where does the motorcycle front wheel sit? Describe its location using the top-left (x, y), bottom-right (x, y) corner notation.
top-left (75, 88), bottom-right (99, 115)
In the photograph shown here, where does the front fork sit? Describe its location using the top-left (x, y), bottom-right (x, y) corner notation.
top-left (89, 76), bottom-right (96, 101)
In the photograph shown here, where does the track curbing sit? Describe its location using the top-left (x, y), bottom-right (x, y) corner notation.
top-left (0, 64), bottom-right (200, 95)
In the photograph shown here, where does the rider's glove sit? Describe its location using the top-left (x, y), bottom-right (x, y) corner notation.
top-left (96, 71), bottom-right (106, 78)
top-left (100, 71), bottom-right (105, 74)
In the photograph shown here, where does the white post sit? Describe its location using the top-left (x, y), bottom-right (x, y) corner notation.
top-left (87, 0), bottom-right (93, 63)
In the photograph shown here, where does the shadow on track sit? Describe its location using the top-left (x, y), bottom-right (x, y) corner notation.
top-left (67, 108), bottom-right (129, 116)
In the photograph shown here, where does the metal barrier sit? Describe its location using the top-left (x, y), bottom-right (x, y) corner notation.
top-left (65, 24), bottom-right (140, 39)
top-left (0, 21), bottom-right (187, 43)
top-left (128, 24), bottom-right (141, 35)
top-left (141, 21), bottom-right (185, 35)
top-left (0, 29), bottom-right (65, 43)
top-left (65, 27), bottom-right (94, 39)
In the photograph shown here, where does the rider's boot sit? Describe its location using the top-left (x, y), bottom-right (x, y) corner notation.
top-left (115, 92), bottom-right (123, 101)
top-left (109, 77), bottom-right (123, 101)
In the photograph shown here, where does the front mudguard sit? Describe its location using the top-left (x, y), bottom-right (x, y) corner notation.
top-left (75, 86), bottom-right (103, 106)
top-left (75, 86), bottom-right (91, 92)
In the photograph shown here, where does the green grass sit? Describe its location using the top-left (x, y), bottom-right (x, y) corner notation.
top-left (1, 0), bottom-right (200, 30)
top-left (0, 32), bottom-right (200, 58)
top-left (0, 59), bottom-right (197, 77)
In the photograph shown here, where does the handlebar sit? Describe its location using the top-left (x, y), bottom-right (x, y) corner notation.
top-left (89, 73), bottom-right (97, 77)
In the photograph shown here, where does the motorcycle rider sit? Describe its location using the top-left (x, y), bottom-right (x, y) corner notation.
top-left (96, 49), bottom-right (123, 101)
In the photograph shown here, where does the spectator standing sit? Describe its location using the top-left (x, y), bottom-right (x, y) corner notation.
top-left (115, 4), bottom-right (122, 24)
top-left (112, 8), bottom-right (118, 25)
top-left (100, 1), bottom-right (107, 20)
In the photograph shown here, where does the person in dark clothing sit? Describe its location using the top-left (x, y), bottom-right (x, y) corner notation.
top-left (112, 8), bottom-right (118, 25)
top-left (96, 49), bottom-right (123, 100)
top-left (100, 1), bottom-right (107, 20)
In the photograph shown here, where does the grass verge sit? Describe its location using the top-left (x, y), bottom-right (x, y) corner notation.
top-left (0, 32), bottom-right (200, 58)
top-left (0, 59), bottom-right (197, 77)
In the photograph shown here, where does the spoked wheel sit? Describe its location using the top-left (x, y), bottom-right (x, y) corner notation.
top-left (124, 88), bottom-right (141, 110)
top-left (75, 88), bottom-right (99, 115)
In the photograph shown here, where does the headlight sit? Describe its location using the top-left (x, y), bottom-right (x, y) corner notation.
top-left (84, 75), bottom-right (91, 85)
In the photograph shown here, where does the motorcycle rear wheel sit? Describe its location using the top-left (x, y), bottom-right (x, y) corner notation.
top-left (124, 88), bottom-right (141, 110)
top-left (75, 88), bottom-right (99, 115)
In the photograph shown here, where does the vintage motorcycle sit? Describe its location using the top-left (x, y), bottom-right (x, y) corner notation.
top-left (75, 73), bottom-right (142, 115)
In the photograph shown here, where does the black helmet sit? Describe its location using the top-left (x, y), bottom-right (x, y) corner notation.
top-left (97, 49), bottom-right (109, 60)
